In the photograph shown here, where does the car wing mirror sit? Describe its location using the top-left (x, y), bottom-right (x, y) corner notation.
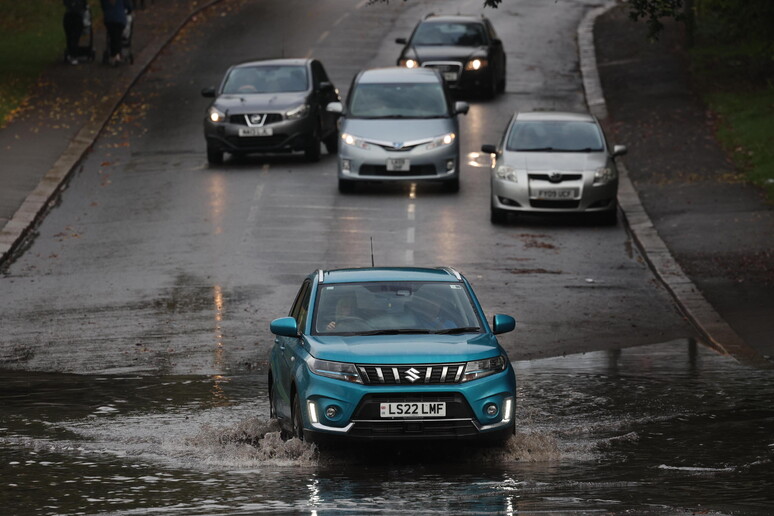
top-left (395, 37), bottom-right (408, 45)
top-left (454, 101), bottom-right (469, 115)
top-left (270, 316), bottom-right (299, 337)
top-left (612, 144), bottom-right (627, 157)
top-left (481, 144), bottom-right (497, 154)
top-left (326, 101), bottom-right (344, 115)
top-left (319, 81), bottom-right (333, 91)
top-left (201, 87), bottom-right (216, 98)
top-left (492, 314), bottom-right (516, 335)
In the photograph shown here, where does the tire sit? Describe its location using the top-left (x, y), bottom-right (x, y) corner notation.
top-left (338, 178), bottom-right (355, 194)
top-left (206, 146), bottom-right (223, 165)
top-left (268, 376), bottom-right (276, 419)
top-left (324, 132), bottom-right (338, 154)
top-left (491, 205), bottom-right (508, 224)
top-left (444, 177), bottom-right (460, 193)
top-left (482, 74), bottom-right (497, 100)
top-left (292, 393), bottom-right (305, 441)
top-left (304, 121), bottom-right (322, 162)
top-left (598, 207), bottom-right (618, 226)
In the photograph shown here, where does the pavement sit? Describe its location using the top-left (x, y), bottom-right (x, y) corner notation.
top-left (1, 1), bottom-right (771, 367)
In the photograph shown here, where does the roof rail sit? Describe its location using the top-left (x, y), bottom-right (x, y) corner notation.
top-left (317, 269), bottom-right (325, 283)
top-left (424, 12), bottom-right (436, 19)
top-left (439, 267), bottom-right (462, 281)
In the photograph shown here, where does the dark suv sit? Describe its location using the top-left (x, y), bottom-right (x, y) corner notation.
top-left (396, 14), bottom-right (506, 99)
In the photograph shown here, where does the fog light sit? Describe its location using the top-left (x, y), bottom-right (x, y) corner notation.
top-left (485, 403), bottom-right (498, 417)
top-left (446, 159), bottom-right (455, 171)
top-left (307, 401), bottom-right (319, 424)
top-left (502, 397), bottom-right (514, 423)
top-left (325, 406), bottom-right (338, 418)
top-left (342, 159), bottom-right (351, 172)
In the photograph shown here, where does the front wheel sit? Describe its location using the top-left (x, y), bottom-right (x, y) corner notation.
top-left (292, 393), bottom-right (305, 441)
top-left (491, 205), bottom-right (508, 224)
top-left (324, 132), bottom-right (338, 154)
top-left (338, 178), bottom-right (355, 194)
top-left (304, 123), bottom-right (322, 162)
top-left (443, 177), bottom-right (460, 193)
top-left (207, 145), bottom-right (223, 165)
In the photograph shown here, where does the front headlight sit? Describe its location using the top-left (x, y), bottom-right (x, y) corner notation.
top-left (208, 106), bottom-right (226, 123)
top-left (286, 103), bottom-right (310, 120)
top-left (306, 357), bottom-right (362, 384)
top-left (425, 132), bottom-right (456, 150)
top-left (465, 58), bottom-right (488, 71)
top-left (399, 58), bottom-right (419, 69)
top-left (341, 133), bottom-right (371, 150)
top-left (494, 164), bottom-right (519, 182)
top-left (461, 355), bottom-right (507, 383)
top-left (594, 166), bottom-right (617, 185)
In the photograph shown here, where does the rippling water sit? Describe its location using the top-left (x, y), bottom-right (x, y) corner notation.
top-left (2, 340), bottom-right (773, 515)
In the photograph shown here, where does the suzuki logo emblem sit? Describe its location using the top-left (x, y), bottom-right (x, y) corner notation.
top-left (404, 367), bottom-right (421, 383)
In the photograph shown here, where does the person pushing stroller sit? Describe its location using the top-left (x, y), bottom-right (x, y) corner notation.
top-left (101, 0), bottom-right (133, 66)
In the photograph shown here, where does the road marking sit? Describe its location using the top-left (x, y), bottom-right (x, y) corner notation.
top-left (405, 249), bottom-right (414, 265)
top-left (355, 0), bottom-right (368, 9)
top-left (407, 227), bottom-right (415, 244)
top-left (333, 13), bottom-right (349, 27)
top-left (407, 203), bottom-right (415, 221)
top-left (246, 183), bottom-right (264, 223)
top-left (317, 31), bottom-right (330, 44)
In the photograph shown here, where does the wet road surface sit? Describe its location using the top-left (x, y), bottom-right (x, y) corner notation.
top-left (3, 341), bottom-right (773, 515)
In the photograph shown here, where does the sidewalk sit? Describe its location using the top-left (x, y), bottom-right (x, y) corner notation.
top-left (0, 0), bottom-right (222, 262)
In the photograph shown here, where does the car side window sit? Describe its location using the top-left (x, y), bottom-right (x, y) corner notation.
top-left (485, 20), bottom-right (499, 42)
top-left (313, 61), bottom-right (330, 87)
top-left (290, 281), bottom-right (312, 334)
top-left (289, 280), bottom-right (310, 319)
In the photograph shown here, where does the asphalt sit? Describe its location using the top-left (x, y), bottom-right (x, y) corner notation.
top-left (1, 1), bottom-right (771, 367)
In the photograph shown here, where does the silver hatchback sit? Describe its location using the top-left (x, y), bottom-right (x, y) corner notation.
top-left (482, 111), bottom-right (627, 224)
top-left (327, 67), bottom-right (468, 193)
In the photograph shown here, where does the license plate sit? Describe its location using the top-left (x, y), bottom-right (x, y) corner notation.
top-left (533, 188), bottom-right (579, 200)
top-left (443, 72), bottom-right (458, 82)
top-left (386, 158), bottom-right (410, 172)
top-left (380, 402), bottom-right (446, 418)
top-left (238, 127), bottom-right (273, 137)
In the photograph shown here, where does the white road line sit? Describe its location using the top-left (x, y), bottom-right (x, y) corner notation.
top-left (407, 227), bottom-right (415, 244)
top-left (407, 203), bottom-right (415, 221)
top-left (355, 0), bottom-right (368, 9)
top-left (246, 184), bottom-right (264, 223)
top-left (405, 249), bottom-right (414, 264)
top-left (333, 13), bottom-right (349, 27)
top-left (317, 31), bottom-right (330, 44)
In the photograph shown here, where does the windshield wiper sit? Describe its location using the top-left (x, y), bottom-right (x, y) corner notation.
top-left (517, 147), bottom-right (555, 152)
top-left (359, 328), bottom-right (433, 335)
top-left (433, 326), bottom-right (481, 334)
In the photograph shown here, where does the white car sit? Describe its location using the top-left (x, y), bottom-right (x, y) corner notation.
top-left (482, 111), bottom-right (626, 224)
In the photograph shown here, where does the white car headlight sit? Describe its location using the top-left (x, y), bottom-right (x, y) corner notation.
top-left (306, 357), bottom-right (362, 384)
top-left (461, 355), bottom-right (507, 383)
top-left (494, 164), bottom-right (519, 182)
top-left (465, 58), bottom-right (488, 71)
top-left (594, 166), bottom-right (617, 185)
top-left (341, 133), bottom-right (371, 150)
top-left (426, 132), bottom-right (456, 150)
top-left (208, 106), bottom-right (226, 123)
top-left (286, 103), bottom-right (310, 120)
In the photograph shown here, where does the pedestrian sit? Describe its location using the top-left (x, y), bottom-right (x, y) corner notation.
top-left (101, 0), bottom-right (133, 66)
top-left (63, 0), bottom-right (88, 65)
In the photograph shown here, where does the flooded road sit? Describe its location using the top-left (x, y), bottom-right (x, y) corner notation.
top-left (3, 340), bottom-right (773, 515)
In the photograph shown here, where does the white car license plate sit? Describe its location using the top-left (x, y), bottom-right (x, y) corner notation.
top-left (380, 402), bottom-right (446, 418)
top-left (533, 188), bottom-right (579, 200)
top-left (443, 72), bottom-right (458, 82)
top-left (238, 127), bottom-right (273, 137)
top-left (386, 158), bottom-right (410, 172)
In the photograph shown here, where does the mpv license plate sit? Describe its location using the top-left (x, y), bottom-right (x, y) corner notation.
top-left (380, 402), bottom-right (446, 418)
top-left (238, 127), bottom-right (273, 137)
top-left (533, 188), bottom-right (579, 200)
top-left (386, 158), bottom-right (410, 172)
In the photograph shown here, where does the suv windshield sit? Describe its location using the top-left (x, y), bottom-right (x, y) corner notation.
top-left (412, 22), bottom-right (487, 46)
top-left (312, 281), bottom-right (482, 335)
top-left (349, 83), bottom-right (448, 118)
top-left (222, 65), bottom-right (308, 94)
top-left (507, 121), bottom-right (604, 152)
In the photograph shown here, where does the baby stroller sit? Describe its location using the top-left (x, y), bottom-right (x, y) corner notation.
top-left (102, 11), bottom-right (134, 65)
top-left (63, 6), bottom-right (96, 63)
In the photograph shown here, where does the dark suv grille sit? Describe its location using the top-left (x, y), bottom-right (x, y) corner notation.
top-left (228, 113), bottom-right (283, 126)
top-left (357, 363), bottom-right (465, 385)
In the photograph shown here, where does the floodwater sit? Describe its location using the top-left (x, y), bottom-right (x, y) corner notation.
top-left (2, 340), bottom-right (773, 515)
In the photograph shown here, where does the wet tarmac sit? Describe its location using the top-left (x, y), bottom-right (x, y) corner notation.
top-left (3, 340), bottom-right (773, 515)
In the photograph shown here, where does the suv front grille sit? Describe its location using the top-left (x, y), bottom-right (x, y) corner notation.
top-left (358, 363), bottom-right (465, 385)
top-left (229, 113), bottom-right (283, 126)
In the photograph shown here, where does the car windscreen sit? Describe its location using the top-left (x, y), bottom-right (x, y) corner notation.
top-left (348, 83), bottom-right (448, 118)
top-left (312, 281), bottom-right (483, 336)
top-left (222, 65), bottom-right (308, 94)
top-left (506, 120), bottom-right (605, 152)
top-left (412, 22), bottom-right (486, 46)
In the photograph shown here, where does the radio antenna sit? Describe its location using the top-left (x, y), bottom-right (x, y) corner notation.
top-left (370, 237), bottom-right (375, 267)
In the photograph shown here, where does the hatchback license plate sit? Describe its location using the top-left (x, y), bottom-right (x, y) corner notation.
top-left (533, 188), bottom-right (578, 200)
top-left (380, 402), bottom-right (446, 418)
top-left (386, 158), bottom-right (410, 172)
top-left (238, 127), bottom-right (273, 137)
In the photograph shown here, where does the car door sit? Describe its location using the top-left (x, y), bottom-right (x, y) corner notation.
top-left (274, 280), bottom-right (311, 421)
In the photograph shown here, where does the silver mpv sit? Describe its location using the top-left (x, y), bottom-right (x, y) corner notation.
top-left (327, 67), bottom-right (468, 193)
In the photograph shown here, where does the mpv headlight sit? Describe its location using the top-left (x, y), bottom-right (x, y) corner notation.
top-left (461, 355), bottom-right (507, 382)
top-left (426, 132), bottom-right (456, 150)
top-left (286, 103), bottom-right (310, 120)
top-left (594, 166), bottom-right (617, 185)
top-left (494, 165), bottom-right (519, 182)
top-left (306, 357), bottom-right (362, 384)
top-left (465, 58), bottom-right (488, 71)
top-left (399, 58), bottom-right (419, 69)
top-left (208, 106), bottom-right (226, 123)
top-left (341, 133), bottom-right (371, 150)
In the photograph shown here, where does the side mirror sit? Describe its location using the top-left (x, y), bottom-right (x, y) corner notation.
top-left (395, 37), bottom-right (408, 45)
top-left (492, 314), bottom-right (516, 335)
top-left (270, 316), bottom-right (299, 337)
top-left (612, 144), bottom-right (627, 157)
top-left (454, 101), bottom-right (469, 115)
top-left (492, 38), bottom-right (503, 46)
top-left (481, 144), bottom-right (497, 154)
top-left (201, 87), bottom-right (216, 98)
top-left (326, 101), bottom-right (344, 114)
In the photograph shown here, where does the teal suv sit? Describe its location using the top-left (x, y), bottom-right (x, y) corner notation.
top-left (268, 267), bottom-right (517, 443)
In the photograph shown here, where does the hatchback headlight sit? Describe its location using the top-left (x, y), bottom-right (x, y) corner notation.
top-left (465, 58), bottom-right (488, 71)
top-left (461, 355), bottom-right (507, 383)
top-left (494, 165), bottom-right (519, 182)
top-left (306, 357), bottom-right (362, 384)
top-left (208, 106), bottom-right (226, 123)
top-left (594, 166), bottom-right (617, 185)
top-left (426, 132), bottom-right (456, 150)
top-left (341, 133), bottom-right (371, 150)
top-left (286, 103), bottom-right (310, 120)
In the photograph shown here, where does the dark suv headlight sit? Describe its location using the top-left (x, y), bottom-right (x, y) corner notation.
top-left (461, 355), bottom-right (507, 382)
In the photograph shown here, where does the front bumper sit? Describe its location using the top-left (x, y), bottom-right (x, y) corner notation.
top-left (204, 115), bottom-right (314, 154)
top-left (338, 143), bottom-right (459, 183)
top-left (492, 175), bottom-right (618, 213)
top-left (298, 367), bottom-right (516, 441)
